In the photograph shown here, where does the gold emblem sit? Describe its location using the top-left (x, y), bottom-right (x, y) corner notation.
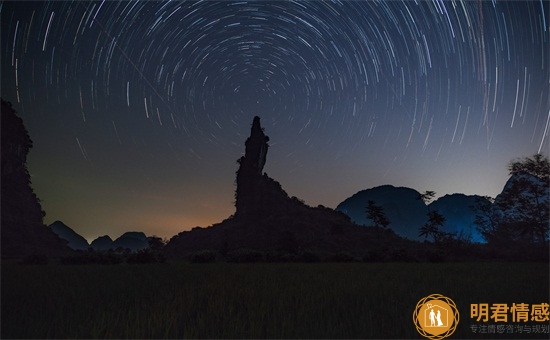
top-left (414, 294), bottom-right (460, 339)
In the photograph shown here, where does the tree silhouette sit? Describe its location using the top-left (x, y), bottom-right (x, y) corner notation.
top-left (473, 196), bottom-right (498, 243)
top-left (417, 190), bottom-right (436, 205)
top-left (365, 200), bottom-right (390, 244)
top-left (417, 191), bottom-right (445, 242)
top-left (365, 200), bottom-right (390, 229)
top-left (508, 153), bottom-right (549, 180)
top-left (148, 236), bottom-right (165, 251)
top-left (419, 210), bottom-right (446, 242)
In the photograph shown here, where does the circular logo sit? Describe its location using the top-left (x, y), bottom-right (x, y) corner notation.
top-left (413, 294), bottom-right (459, 339)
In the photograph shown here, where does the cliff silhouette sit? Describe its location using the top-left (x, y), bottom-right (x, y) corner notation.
top-left (1, 100), bottom-right (71, 258)
top-left (165, 116), bottom-right (412, 260)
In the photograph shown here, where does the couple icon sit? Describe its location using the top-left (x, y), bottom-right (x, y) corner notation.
top-left (429, 308), bottom-right (443, 326)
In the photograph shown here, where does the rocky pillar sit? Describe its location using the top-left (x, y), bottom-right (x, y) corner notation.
top-left (235, 116), bottom-right (270, 219)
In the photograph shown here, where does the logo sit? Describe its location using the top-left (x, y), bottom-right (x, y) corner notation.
top-left (414, 294), bottom-right (460, 339)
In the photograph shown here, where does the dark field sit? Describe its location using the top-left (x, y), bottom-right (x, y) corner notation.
top-left (2, 261), bottom-right (549, 339)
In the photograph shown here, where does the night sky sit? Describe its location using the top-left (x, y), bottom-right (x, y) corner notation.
top-left (2, 1), bottom-right (548, 242)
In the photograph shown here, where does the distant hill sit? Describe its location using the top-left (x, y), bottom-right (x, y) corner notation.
top-left (429, 194), bottom-right (486, 243)
top-left (1, 99), bottom-right (71, 258)
top-left (90, 232), bottom-right (149, 252)
top-left (113, 232), bottom-right (149, 251)
top-left (335, 180), bottom-right (539, 244)
top-left (49, 221), bottom-right (89, 250)
top-left (335, 185), bottom-right (428, 240)
top-left (90, 235), bottom-right (114, 251)
top-left (336, 186), bottom-right (487, 242)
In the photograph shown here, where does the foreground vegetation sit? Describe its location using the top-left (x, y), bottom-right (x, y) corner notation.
top-left (2, 261), bottom-right (548, 339)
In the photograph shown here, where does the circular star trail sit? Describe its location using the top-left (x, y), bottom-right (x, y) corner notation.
top-left (1, 1), bottom-right (548, 240)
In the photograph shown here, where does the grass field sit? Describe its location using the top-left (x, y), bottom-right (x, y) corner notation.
top-left (2, 261), bottom-right (549, 339)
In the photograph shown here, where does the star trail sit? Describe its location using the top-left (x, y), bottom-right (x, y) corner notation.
top-left (1, 0), bottom-right (548, 241)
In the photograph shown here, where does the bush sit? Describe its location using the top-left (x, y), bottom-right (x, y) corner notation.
top-left (299, 251), bottom-right (322, 263)
top-left (363, 250), bottom-right (386, 262)
top-left (60, 255), bottom-right (89, 265)
top-left (327, 252), bottom-right (359, 262)
top-left (225, 249), bottom-right (264, 263)
top-left (60, 252), bottom-right (124, 265)
top-left (389, 248), bottom-right (416, 262)
top-left (126, 249), bottom-right (165, 264)
top-left (425, 248), bottom-right (445, 263)
top-left (189, 250), bottom-right (217, 263)
top-left (21, 254), bottom-right (48, 265)
top-left (264, 251), bottom-right (297, 263)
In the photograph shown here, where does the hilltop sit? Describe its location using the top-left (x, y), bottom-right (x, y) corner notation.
top-left (165, 117), bottom-right (414, 261)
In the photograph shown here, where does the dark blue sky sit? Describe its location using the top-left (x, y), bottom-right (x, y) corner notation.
top-left (2, 0), bottom-right (548, 241)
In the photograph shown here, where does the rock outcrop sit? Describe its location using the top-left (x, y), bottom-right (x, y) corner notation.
top-left (165, 116), bottom-right (411, 259)
top-left (235, 116), bottom-right (295, 220)
top-left (490, 172), bottom-right (549, 243)
top-left (1, 99), bottom-right (71, 258)
top-left (493, 172), bottom-right (549, 218)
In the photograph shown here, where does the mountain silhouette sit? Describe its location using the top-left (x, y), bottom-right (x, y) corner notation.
top-left (1, 99), bottom-right (71, 258)
top-left (49, 221), bottom-right (89, 250)
top-left (336, 185), bottom-right (488, 242)
top-left (165, 116), bottom-right (412, 259)
top-left (493, 172), bottom-right (549, 219)
top-left (90, 232), bottom-right (150, 252)
top-left (336, 185), bottom-right (428, 240)
top-left (490, 171), bottom-right (549, 243)
top-left (429, 194), bottom-right (486, 243)
top-left (90, 235), bottom-right (114, 251)
top-left (113, 232), bottom-right (149, 251)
